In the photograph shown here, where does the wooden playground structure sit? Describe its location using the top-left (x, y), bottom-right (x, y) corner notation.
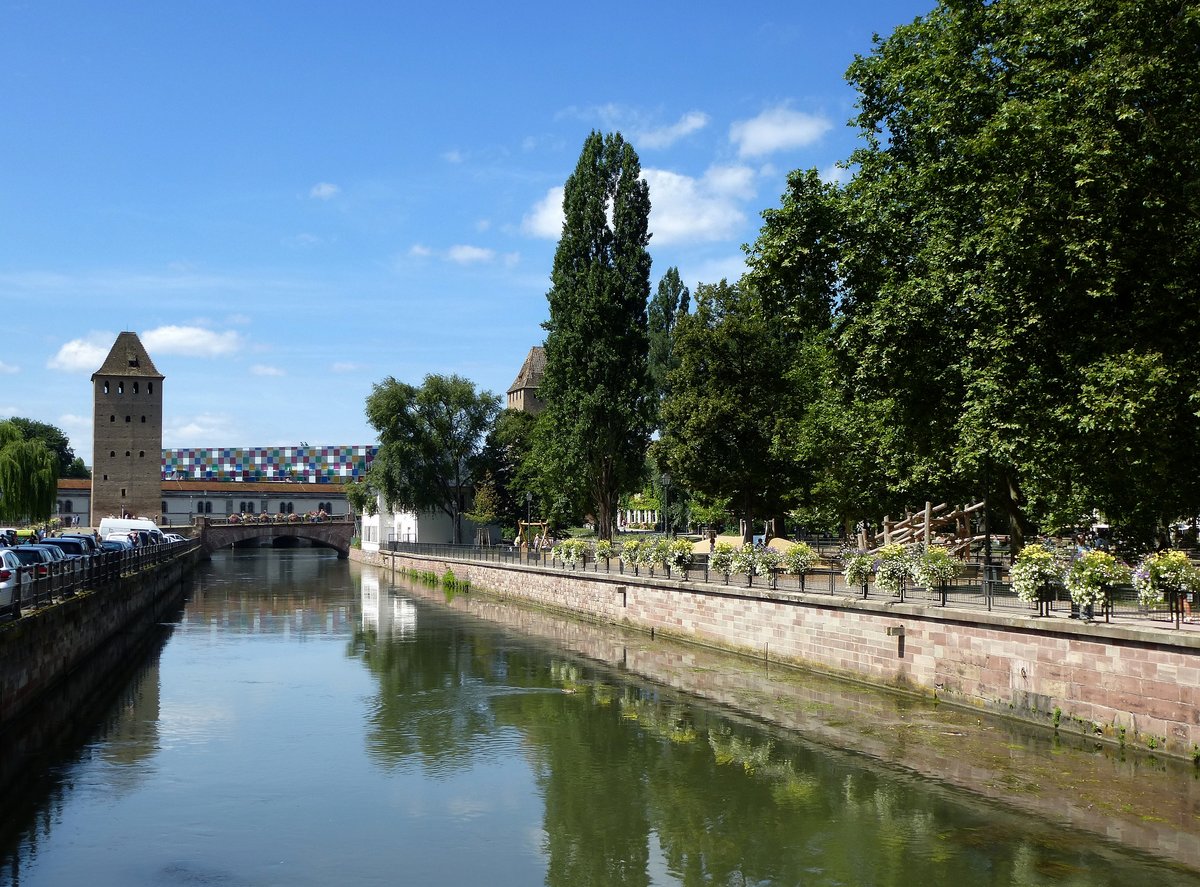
top-left (857, 500), bottom-right (1006, 558)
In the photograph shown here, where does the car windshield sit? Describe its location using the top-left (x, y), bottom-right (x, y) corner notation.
top-left (30, 545), bottom-right (65, 562)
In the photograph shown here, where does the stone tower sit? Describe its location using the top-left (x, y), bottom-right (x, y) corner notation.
top-left (90, 332), bottom-right (165, 525)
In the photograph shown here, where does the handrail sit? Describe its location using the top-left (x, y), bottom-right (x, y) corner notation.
top-left (3, 539), bottom-right (201, 622)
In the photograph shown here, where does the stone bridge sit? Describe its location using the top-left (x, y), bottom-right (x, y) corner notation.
top-left (194, 514), bottom-right (354, 558)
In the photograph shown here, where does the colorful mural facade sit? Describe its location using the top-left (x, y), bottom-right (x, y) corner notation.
top-left (161, 445), bottom-right (375, 483)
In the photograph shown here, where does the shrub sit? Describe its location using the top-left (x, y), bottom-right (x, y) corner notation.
top-left (731, 545), bottom-right (761, 577)
top-left (842, 551), bottom-right (873, 587)
top-left (621, 539), bottom-right (643, 567)
top-left (594, 539), bottom-right (615, 561)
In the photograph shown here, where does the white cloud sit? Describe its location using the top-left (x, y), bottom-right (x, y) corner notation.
top-left (331, 362), bottom-right (362, 374)
top-left (636, 111), bottom-right (710, 149)
top-left (820, 163), bottom-right (851, 185)
top-left (164, 413), bottom-right (238, 448)
top-left (309, 182), bottom-right (340, 200)
top-left (642, 165), bottom-right (755, 245)
top-left (251, 364), bottom-right (285, 377)
top-left (447, 245), bottom-right (495, 264)
top-left (226, 313), bottom-right (252, 326)
top-left (142, 325), bottom-right (241, 357)
top-left (443, 149), bottom-right (464, 164)
top-left (522, 186), bottom-right (564, 239)
top-left (48, 332), bottom-right (116, 372)
top-left (0, 360), bottom-right (18, 374)
top-left (475, 219), bottom-right (491, 232)
top-left (502, 252), bottom-right (520, 268)
top-left (730, 107), bottom-right (832, 158)
top-left (409, 244), bottom-right (432, 257)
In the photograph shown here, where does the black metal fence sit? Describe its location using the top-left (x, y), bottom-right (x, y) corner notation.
top-left (2, 539), bottom-right (200, 622)
top-left (384, 541), bottom-right (1186, 629)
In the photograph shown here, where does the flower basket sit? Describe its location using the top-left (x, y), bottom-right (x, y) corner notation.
top-left (710, 543), bottom-right (736, 583)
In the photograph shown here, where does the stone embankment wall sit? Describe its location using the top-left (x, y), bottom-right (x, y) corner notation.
top-left (358, 549), bottom-right (1200, 760)
top-left (0, 550), bottom-right (201, 723)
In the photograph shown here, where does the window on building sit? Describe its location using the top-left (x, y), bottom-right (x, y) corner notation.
top-left (103, 474), bottom-right (108, 481)
top-left (110, 450), bottom-right (116, 457)
top-left (125, 451), bottom-right (130, 457)
top-left (63, 500), bottom-right (72, 513)
top-left (141, 416), bottom-right (146, 423)
top-left (206, 501), bottom-right (213, 513)
top-left (162, 501), bottom-right (168, 515)
top-left (110, 415), bottom-right (115, 423)
top-left (121, 488), bottom-right (126, 498)
top-left (148, 382), bottom-right (153, 394)
top-left (103, 381), bottom-right (109, 394)
top-left (133, 381), bottom-right (139, 394)
top-left (197, 502), bottom-right (205, 513)
top-left (139, 451), bottom-right (145, 457)
top-left (125, 416), bottom-right (131, 423)
top-left (56, 500), bottom-right (62, 513)
top-left (118, 381), bottom-right (124, 395)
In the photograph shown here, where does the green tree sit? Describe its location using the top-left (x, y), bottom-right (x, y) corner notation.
top-left (364, 374), bottom-right (500, 544)
top-left (538, 130), bottom-right (654, 540)
top-left (647, 266), bottom-right (690, 425)
top-left (6, 417), bottom-right (89, 478)
top-left (831, 0), bottom-right (1200, 549)
top-left (656, 280), bottom-right (796, 542)
top-left (0, 420), bottom-right (58, 523)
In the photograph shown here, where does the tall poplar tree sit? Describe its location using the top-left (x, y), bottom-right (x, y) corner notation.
top-left (539, 131), bottom-right (653, 540)
top-left (647, 266), bottom-right (690, 426)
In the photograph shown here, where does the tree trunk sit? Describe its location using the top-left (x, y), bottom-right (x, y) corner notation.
top-left (998, 469), bottom-right (1034, 555)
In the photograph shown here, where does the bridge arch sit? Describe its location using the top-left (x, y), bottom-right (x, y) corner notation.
top-left (195, 515), bottom-right (354, 559)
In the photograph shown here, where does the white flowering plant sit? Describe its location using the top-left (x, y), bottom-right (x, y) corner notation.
top-left (875, 544), bottom-right (912, 596)
top-left (621, 539), bottom-right (643, 568)
top-left (710, 542), bottom-right (736, 577)
top-left (781, 542), bottom-right (818, 575)
top-left (911, 545), bottom-right (959, 590)
top-left (731, 545), bottom-right (762, 577)
top-left (842, 551), bottom-right (874, 588)
top-left (594, 539), bottom-right (615, 561)
top-left (1011, 545), bottom-right (1063, 602)
top-left (1131, 550), bottom-right (1200, 607)
top-left (1064, 549), bottom-right (1130, 607)
top-left (668, 539), bottom-right (694, 571)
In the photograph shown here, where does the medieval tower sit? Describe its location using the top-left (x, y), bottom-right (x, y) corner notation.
top-left (90, 332), bottom-right (164, 525)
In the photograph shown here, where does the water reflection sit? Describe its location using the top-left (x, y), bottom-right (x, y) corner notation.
top-left (1, 552), bottom-right (1197, 887)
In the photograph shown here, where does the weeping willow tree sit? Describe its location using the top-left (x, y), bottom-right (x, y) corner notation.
top-left (0, 420), bottom-right (58, 523)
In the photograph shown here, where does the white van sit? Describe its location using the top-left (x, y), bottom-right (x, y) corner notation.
top-left (97, 517), bottom-right (162, 541)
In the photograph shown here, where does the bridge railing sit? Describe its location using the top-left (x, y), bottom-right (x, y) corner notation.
top-left (3, 539), bottom-right (200, 622)
top-left (196, 514), bottom-right (354, 527)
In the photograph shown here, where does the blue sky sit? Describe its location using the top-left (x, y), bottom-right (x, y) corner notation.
top-left (1, 1), bottom-right (931, 467)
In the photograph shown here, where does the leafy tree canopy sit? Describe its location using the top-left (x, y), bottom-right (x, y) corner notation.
top-left (364, 374), bottom-right (500, 544)
top-left (538, 130), bottom-right (654, 540)
top-left (0, 419), bottom-right (58, 523)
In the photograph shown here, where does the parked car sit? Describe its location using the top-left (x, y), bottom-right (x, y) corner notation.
top-left (2, 545), bottom-right (53, 580)
top-left (163, 533), bottom-right (186, 544)
top-left (99, 539), bottom-right (132, 552)
top-left (0, 549), bottom-right (26, 608)
top-left (26, 543), bottom-right (76, 576)
top-left (58, 533), bottom-right (100, 554)
top-left (37, 538), bottom-right (91, 560)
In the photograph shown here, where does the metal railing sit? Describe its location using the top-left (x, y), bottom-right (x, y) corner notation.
top-left (384, 541), bottom-right (1188, 630)
top-left (2, 539), bottom-right (200, 622)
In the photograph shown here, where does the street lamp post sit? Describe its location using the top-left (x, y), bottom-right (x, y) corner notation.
top-left (661, 472), bottom-right (671, 538)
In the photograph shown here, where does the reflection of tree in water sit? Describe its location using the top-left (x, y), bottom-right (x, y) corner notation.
top-left (351, 593), bottom-right (1185, 886)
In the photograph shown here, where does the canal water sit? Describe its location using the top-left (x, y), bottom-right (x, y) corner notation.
top-left (2, 549), bottom-right (1198, 886)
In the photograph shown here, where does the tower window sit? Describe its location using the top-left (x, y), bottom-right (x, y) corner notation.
top-left (148, 382), bottom-right (154, 394)
top-left (139, 450), bottom-right (145, 457)
top-left (133, 381), bottom-right (139, 394)
top-left (141, 416), bottom-right (146, 423)
top-left (118, 381), bottom-right (124, 395)
top-left (110, 415), bottom-right (115, 422)
top-left (103, 381), bottom-right (109, 394)
top-left (125, 451), bottom-right (130, 457)
top-left (110, 451), bottom-right (116, 457)
top-left (127, 353), bottom-right (138, 367)
top-left (121, 488), bottom-right (127, 498)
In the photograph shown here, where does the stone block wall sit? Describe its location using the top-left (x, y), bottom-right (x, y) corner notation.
top-left (374, 551), bottom-right (1200, 759)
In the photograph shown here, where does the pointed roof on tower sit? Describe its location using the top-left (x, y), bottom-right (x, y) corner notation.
top-left (91, 331), bottom-right (165, 380)
top-left (507, 346), bottom-right (545, 395)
